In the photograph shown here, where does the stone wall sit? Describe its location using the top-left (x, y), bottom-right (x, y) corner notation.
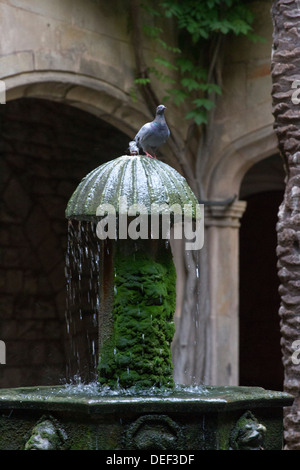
top-left (0, 97), bottom-right (129, 387)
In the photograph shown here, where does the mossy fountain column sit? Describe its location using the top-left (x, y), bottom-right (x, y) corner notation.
top-left (65, 154), bottom-right (199, 390)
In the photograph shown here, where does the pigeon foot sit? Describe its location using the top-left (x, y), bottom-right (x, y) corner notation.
top-left (145, 152), bottom-right (156, 159)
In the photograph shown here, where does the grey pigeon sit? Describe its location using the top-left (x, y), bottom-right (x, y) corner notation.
top-left (134, 105), bottom-right (170, 159)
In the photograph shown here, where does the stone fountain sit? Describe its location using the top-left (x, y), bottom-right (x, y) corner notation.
top-left (0, 153), bottom-right (293, 450)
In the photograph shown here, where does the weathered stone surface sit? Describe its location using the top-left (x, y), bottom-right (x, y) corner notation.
top-left (0, 51), bottom-right (34, 76)
top-left (272, 0), bottom-right (300, 450)
top-left (0, 385), bottom-right (293, 450)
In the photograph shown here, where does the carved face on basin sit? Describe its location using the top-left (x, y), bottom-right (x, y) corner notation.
top-left (25, 418), bottom-right (66, 450)
top-left (230, 411), bottom-right (267, 450)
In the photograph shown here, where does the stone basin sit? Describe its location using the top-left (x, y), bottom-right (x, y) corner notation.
top-left (0, 384), bottom-right (293, 450)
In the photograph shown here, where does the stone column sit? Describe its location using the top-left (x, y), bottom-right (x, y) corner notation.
top-left (205, 200), bottom-right (247, 385)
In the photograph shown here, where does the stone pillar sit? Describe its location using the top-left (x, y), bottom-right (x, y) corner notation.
top-left (205, 200), bottom-right (247, 385)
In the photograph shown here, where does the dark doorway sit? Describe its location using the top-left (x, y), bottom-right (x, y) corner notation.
top-left (0, 98), bottom-right (130, 388)
top-left (239, 155), bottom-right (285, 391)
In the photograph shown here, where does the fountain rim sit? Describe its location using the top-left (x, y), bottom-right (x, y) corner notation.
top-left (0, 385), bottom-right (293, 415)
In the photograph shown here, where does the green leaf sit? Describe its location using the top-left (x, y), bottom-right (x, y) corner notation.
top-left (247, 32), bottom-right (266, 44)
top-left (192, 98), bottom-right (215, 111)
top-left (155, 38), bottom-right (181, 53)
top-left (206, 83), bottom-right (222, 95)
top-left (181, 78), bottom-right (203, 91)
top-left (176, 58), bottom-right (195, 73)
top-left (129, 87), bottom-right (137, 102)
top-left (154, 57), bottom-right (178, 70)
top-left (185, 110), bottom-right (208, 126)
top-left (141, 3), bottom-right (162, 17)
top-left (134, 77), bottom-right (151, 86)
top-left (142, 25), bottom-right (163, 38)
top-left (166, 88), bottom-right (189, 105)
top-left (148, 67), bottom-right (176, 84)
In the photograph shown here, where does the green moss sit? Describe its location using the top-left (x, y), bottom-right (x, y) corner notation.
top-left (98, 241), bottom-right (176, 389)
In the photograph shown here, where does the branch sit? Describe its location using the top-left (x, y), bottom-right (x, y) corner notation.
top-left (129, 0), bottom-right (196, 189)
top-left (129, 0), bottom-right (160, 114)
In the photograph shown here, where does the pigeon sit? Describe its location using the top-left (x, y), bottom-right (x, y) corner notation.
top-left (134, 105), bottom-right (170, 159)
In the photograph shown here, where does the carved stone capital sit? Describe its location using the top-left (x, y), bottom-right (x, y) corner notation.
top-left (205, 200), bottom-right (247, 228)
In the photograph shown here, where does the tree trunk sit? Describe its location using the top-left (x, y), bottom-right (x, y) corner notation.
top-left (271, 0), bottom-right (300, 450)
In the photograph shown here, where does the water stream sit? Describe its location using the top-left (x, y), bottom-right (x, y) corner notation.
top-left (65, 220), bottom-right (100, 383)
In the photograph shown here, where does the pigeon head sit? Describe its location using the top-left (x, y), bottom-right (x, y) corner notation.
top-left (156, 105), bottom-right (167, 116)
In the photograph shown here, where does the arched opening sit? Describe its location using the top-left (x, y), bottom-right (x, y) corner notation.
top-left (239, 154), bottom-right (285, 390)
top-left (0, 97), bottom-right (129, 388)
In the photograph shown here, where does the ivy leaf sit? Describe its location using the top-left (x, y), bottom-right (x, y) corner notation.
top-left (181, 78), bottom-right (203, 91)
top-left (206, 83), bottom-right (222, 95)
top-left (141, 3), bottom-right (162, 17)
top-left (196, 83), bottom-right (222, 95)
top-left (247, 32), bottom-right (266, 43)
top-left (148, 66), bottom-right (176, 84)
top-left (154, 57), bottom-right (178, 70)
top-left (166, 88), bottom-right (189, 105)
top-left (156, 38), bottom-right (181, 53)
top-left (192, 98), bottom-right (216, 111)
top-left (129, 87), bottom-right (138, 103)
top-left (143, 25), bottom-right (163, 38)
top-left (185, 109), bottom-right (208, 125)
top-left (134, 77), bottom-right (151, 86)
top-left (176, 57), bottom-right (195, 73)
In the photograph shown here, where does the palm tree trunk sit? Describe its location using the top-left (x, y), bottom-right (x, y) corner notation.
top-left (271, 0), bottom-right (300, 450)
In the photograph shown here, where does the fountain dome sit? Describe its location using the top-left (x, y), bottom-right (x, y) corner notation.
top-left (65, 154), bottom-right (199, 221)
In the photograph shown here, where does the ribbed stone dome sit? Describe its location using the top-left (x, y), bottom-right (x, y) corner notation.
top-left (65, 155), bottom-right (199, 220)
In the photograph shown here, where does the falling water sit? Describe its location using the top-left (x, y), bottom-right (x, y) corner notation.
top-left (65, 220), bottom-right (100, 383)
top-left (64, 219), bottom-right (203, 389)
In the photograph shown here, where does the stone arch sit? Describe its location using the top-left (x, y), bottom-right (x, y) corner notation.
top-left (4, 70), bottom-right (150, 140)
top-left (207, 125), bottom-right (279, 200)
